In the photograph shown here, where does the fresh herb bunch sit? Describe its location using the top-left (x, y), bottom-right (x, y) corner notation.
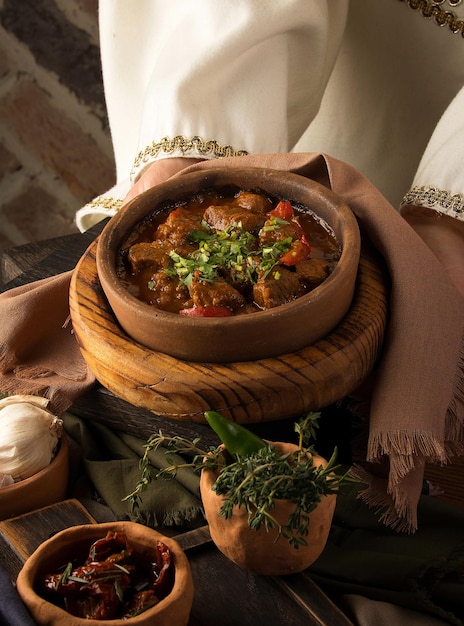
top-left (125, 412), bottom-right (352, 548)
top-left (164, 219), bottom-right (294, 289)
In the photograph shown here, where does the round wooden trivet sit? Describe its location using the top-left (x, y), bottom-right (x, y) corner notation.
top-left (69, 240), bottom-right (388, 424)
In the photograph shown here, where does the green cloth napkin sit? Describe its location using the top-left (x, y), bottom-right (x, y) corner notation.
top-left (63, 412), bottom-right (463, 624)
top-left (309, 484), bottom-right (464, 626)
top-left (63, 412), bottom-right (204, 530)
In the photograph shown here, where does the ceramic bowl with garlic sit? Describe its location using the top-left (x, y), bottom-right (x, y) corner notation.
top-left (0, 394), bottom-right (69, 520)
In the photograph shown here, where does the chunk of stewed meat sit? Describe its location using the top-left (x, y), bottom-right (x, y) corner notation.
top-left (235, 191), bottom-right (273, 214)
top-left (144, 270), bottom-right (192, 312)
top-left (127, 241), bottom-right (172, 273)
top-left (203, 204), bottom-right (266, 233)
top-left (259, 216), bottom-right (304, 246)
top-left (295, 258), bottom-right (331, 289)
top-left (190, 279), bottom-right (246, 311)
top-left (253, 267), bottom-right (302, 309)
top-left (155, 207), bottom-right (206, 249)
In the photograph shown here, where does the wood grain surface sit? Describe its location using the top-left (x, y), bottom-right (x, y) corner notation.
top-left (70, 239), bottom-right (389, 424)
top-left (1, 501), bottom-right (354, 626)
top-left (0, 500), bottom-right (96, 580)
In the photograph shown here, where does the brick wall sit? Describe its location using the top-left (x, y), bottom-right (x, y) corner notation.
top-left (0, 0), bottom-right (115, 251)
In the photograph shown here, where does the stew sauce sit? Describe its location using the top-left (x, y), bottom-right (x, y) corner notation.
top-left (117, 189), bottom-right (340, 316)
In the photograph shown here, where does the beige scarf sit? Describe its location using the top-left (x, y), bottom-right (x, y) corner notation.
top-left (0, 152), bottom-right (463, 532)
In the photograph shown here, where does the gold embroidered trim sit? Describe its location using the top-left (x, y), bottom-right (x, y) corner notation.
top-left (401, 185), bottom-right (464, 216)
top-left (433, 0), bottom-right (463, 6)
top-left (398, 0), bottom-right (464, 37)
top-left (131, 135), bottom-right (249, 179)
top-left (84, 196), bottom-right (124, 212)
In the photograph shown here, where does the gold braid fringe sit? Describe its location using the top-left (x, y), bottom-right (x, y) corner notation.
top-left (398, 0), bottom-right (464, 37)
top-left (131, 135), bottom-right (248, 181)
top-left (401, 185), bottom-right (464, 218)
top-left (81, 196), bottom-right (124, 214)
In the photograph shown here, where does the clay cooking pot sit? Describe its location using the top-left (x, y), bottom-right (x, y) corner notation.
top-left (96, 167), bottom-right (360, 363)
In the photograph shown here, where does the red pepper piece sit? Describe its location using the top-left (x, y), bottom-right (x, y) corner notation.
top-left (152, 541), bottom-right (173, 595)
top-left (87, 531), bottom-right (129, 563)
top-left (268, 200), bottom-right (293, 220)
top-left (280, 235), bottom-right (311, 266)
top-left (179, 305), bottom-right (233, 317)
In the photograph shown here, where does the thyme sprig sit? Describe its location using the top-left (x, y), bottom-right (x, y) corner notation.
top-left (124, 413), bottom-right (354, 548)
top-left (123, 433), bottom-right (222, 513)
top-left (213, 443), bottom-right (345, 548)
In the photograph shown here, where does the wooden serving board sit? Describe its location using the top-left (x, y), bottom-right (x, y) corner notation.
top-left (1, 502), bottom-right (354, 626)
top-left (69, 240), bottom-right (388, 424)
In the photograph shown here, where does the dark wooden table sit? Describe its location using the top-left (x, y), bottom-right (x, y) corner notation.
top-left (0, 225), bottom-right (355, 626)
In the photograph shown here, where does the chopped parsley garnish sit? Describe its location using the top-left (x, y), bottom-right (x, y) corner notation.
top-left (164, 221), bottom-right (294, 288)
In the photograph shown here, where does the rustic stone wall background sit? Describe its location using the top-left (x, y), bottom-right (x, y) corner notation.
top-left (0, 0), bottom-right (115, 251)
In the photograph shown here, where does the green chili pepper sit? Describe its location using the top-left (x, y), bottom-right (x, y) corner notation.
top-left (204, 411), bottom-right (267, 458)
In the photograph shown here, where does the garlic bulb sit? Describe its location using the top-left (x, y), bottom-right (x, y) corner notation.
top-left (0, 395), bottom-right (63, 482)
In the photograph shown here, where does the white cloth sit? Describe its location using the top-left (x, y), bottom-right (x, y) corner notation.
top-left (405, 85), bottom-right (464, 218)
top-left (300, 0), bottom-right (464, 209)
top-left (76, 0), bottom-right (464, 230)
top-left (100, 0), bottom-right (348, 181)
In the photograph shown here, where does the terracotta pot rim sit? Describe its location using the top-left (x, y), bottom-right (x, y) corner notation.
top-left (201, 440), bottom-right (325, 478)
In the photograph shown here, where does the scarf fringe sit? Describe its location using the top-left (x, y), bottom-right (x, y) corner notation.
top-left (350, 464), bottom-right (417, 533)
top-left (0, 377), bottom-right (51, 401)
top-left (12, 360), bottom-right (90, 383)
top-left (366, 432), bottom-right (446, 523)
top-left (445, 329), bottom-right (464, 447)
top-left (367, 431), bottom-right (448, 470)
top-left (0, 342), bottom-right (18, 374)
top-left (349, 329), bottom-right (464, 533)
top-left (163, 505), bottom-right (205, 527)
top-left (124, 505), bottom-right (204, 529)
top-left (12, 364), bottom-right (58, 379)
top-left (0, 378), bottom-right (73, 415)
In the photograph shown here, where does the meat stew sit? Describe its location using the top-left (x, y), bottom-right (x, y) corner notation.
top-left (117, 188), bottom-right (341, 316)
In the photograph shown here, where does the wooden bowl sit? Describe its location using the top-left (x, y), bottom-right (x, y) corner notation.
top-left (16, 521), bottom-right (194, 626)
top-left (96, 167), bottom-right (361, 363)
top-left (0, 433), bottom-right (69, 521)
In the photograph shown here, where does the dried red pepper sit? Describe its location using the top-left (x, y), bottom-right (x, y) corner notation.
top-left (42, 531), bottom-right (173, 620)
